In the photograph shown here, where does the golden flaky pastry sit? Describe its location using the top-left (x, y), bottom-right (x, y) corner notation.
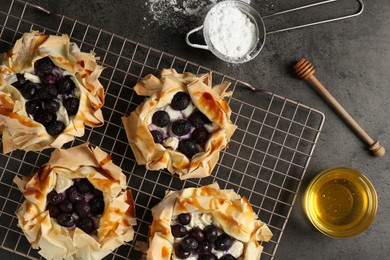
top-left (122, 69), bottom-right (237, 179)
top-left (148, 182), bottom-right (272, 260)
top-left (0, 31), bottom-right (104, 154)
top-left (13, 144), bottom-right (136, 260)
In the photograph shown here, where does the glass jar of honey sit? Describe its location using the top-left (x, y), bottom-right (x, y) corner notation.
top-left (303, 167), bottom-right (378, 238)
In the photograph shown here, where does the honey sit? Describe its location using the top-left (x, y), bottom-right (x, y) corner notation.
top-left (303, 167), bottom-right (377, 238)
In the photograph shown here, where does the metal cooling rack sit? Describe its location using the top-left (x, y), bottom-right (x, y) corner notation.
top-left (0, 0), bottom-right (324, 259)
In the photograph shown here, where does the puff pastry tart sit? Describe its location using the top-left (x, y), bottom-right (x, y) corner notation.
top-left (122, 69), bottom-right (237, 179)
top-left (0, 31), bottom-right (104, 154)
top-left (147, 182), bottom-right (272, 260)
top-left (13, 144), bottom-right (136, 260)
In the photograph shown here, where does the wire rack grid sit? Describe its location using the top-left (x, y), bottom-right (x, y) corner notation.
top-left (0, 0), bottom-right (325, 259)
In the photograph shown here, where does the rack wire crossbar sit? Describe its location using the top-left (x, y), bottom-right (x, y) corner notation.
top-left (0, 0), bottom-right (324, 259)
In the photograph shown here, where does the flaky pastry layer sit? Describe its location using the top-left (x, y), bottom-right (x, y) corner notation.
top-left (122, 69), bottom-right (237, 179)
top-left (14, 144), bottom-right (136, 260)
top-left (0, 31), bottom-right (104, 153)
top-left (148, 182), bottom-right (272, 260)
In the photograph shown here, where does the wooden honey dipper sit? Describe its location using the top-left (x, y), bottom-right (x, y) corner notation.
top-left (294, 58), bottom-right (385, 157)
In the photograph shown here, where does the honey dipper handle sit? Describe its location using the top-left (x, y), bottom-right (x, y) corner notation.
top-left (308, 76), bottom-right (385, 157)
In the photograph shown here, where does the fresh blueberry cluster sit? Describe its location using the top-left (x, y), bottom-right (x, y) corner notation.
top-left (45, 178), bottom-right (105, 234)
top-left (12, 57), bottom-right (80, 136)
top-left (150, 91), bottom-right (211, 158)
top-left (171, 213), bottom-right (238, 260)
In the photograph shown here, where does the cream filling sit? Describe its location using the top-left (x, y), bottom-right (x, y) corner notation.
top-left (165, 106), bottom-right (182, 121)
top-left (204, 123), bottom-right (219, 133)
top-left (163, 137), bottom-right (179, 150)
top-left (212, 240), bottom-right (244, 258)
top-left (56, 103), bottom-right (70, 126)
top-left (181, 103), bottom-right (195, 117)
top-left (55, 174), bottom-right (74, 193)
top-left (24, 72), bottom-right (41, 83)
top-left (186, 212), bottom-right (213, 230)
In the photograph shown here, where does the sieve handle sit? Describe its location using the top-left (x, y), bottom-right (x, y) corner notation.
top-left (263, 0), bottom-right (364, 35)
top-left (185, 25), bottom-right (209, 50)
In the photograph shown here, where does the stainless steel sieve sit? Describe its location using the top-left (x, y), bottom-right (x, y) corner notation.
top-left (186, 0), bottom-right (364, 63)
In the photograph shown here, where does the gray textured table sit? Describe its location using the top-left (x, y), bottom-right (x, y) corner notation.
top-left (1, 0), bottom-right (389, 259)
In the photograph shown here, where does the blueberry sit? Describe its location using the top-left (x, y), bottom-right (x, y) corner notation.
top-left (93, 189), bottom-right (103, 198)
top-left (220, 254), bottom-right (237, 260)
top-left (171, 224), bottom-right (188, 238)
top-left (178, 139), bottom-right (198, 158)
top-left (174, 245), bottom-right (191, 259)
top-left (59, 200), bottom-right (73, 213)
top-left (41, 73), bottom-right (57, 85)
top-left (57, 76), bottom-right (75, 94)
top-left (150, 130), bottom-right (163, 144)
top-left (56, 213), bottom-right (75, 227)
top-left (182, 236), bottom-right (198, 252)
top-left (76, 178), bottom-right (94, 193)
top-left (91, 217), bottom-right (100, 229)
top-left (152, 110), bottom-right (170, 127)
top-left (199, 254), bottom-right (218, 260)
top-left (214, 234), bottom-right (234, 251)
top-left (188, 111), bottom-right (210, 128)
top-left (77, 217), bottom-right (95, 234)
top-left (46, 203), bottom-right (60, 218)
top-left (197, 241), bottom-right (212, 254)
top-left (34, 110), bottom-right (56, 124)
top-left (74, 201), bottom-right (91, 218)
top-left (171, 92), bottom-right (190, 111)
top-left (34, 57), bottom-right (56, 74)
top-left (12, 74), bottom-right (27, 89)
top-left (204, 225), bottom-right (218, 242)
top-left (21, 82), bottom-right (38, 99)
top-left (47, 190), bottom-right (64, 205)
top-left (37, 85), bottom-right (58, 100)
top-left (192, 127), bottom-right (209, 144)
top-left (189, 227), bottom-right (205, 242)
top-left (46, 121), bottom-right (65, 136)
top-left (178, 213), bottom-right (191, 225)
top-left (63, 97), bottom-right (79, 116)
top-left (25, 100), bottom-right (41, 115)
top-left (66, 186), bottom-right (83, 203)
top-left (43, 99), bottom-right (60, 113)
top-left (172, 119), bottom-right (191, 136)
top-left (90, 197), bottom-right (105, 215)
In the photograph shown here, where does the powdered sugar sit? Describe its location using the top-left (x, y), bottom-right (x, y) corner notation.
top-left (146, 0), bottom-right (251, 32)
top-left (208, 3), bottom-right (257, 58)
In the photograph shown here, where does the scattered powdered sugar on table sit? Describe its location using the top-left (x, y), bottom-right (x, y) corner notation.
top-left (145, 0), bottom-right (251, 32)
top-left (208, 3), bottom-right (257, 59)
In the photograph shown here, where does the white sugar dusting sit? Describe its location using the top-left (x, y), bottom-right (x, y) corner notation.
top-left (208, 3), bottom-right (257, 58)
top-left (145, 0), bottom-right (251, 32)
